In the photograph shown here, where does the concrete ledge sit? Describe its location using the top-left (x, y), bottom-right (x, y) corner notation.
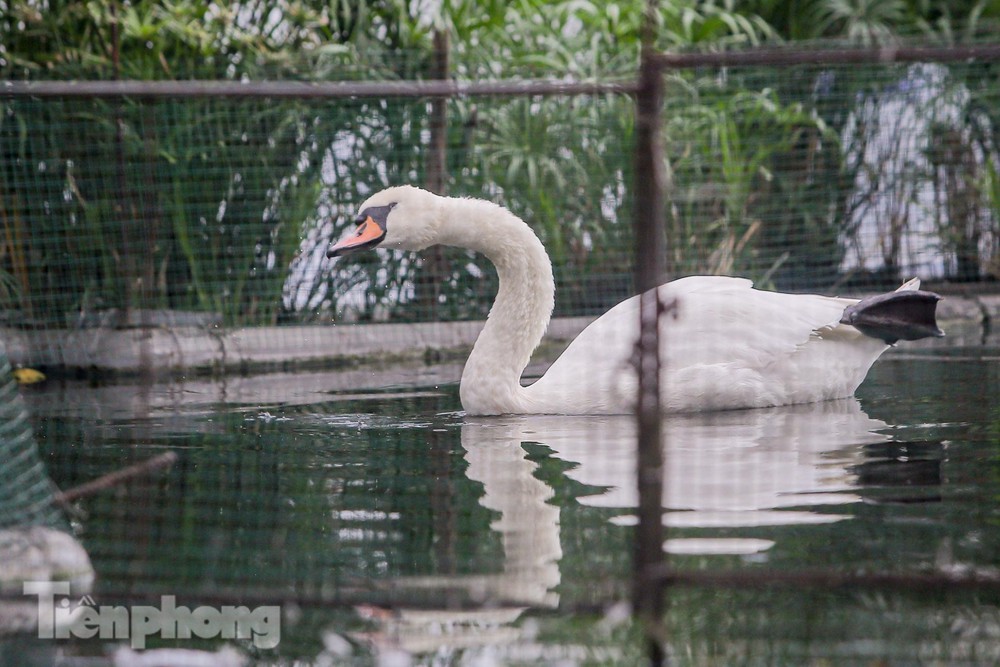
top-left (2, 317), bottom-right (594, 376)
top-left (2, 292), bottom-right (995, 376)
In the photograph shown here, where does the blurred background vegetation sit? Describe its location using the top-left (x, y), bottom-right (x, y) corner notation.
top-left (2, 0), bottom-right (1000, 327)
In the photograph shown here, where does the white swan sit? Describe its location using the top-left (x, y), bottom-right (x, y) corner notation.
top-left (329, 185), bottom-right (942, 415)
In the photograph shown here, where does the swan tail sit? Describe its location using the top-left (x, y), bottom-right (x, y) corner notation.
top-left (840, 285), bottom-right (944, 344)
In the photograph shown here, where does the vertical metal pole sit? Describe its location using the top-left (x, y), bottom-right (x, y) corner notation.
top-left (415, 29), bottom-right (450, 318)
top-left (633, 47), bottom-right (667, 665)
top-left (111, 0), bottom-right (152, 374)
top-left (425, 30), bottom-right (454, 565)
top-left (427, 29), bottom-right (449, 193)
top-left (111, 0), bottom-right (135, 315)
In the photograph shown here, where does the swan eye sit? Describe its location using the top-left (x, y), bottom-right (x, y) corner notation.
top-left (360, 203), bottom-right (397, 226)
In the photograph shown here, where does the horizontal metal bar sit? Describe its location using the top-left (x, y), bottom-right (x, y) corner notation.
top-left (653, 43), bottom-right (1000, 69)
top-left (7, 43), bottom-right (999, 98)
top-left (0, 78), bottom-right (638, 99)
top-left (3, 567), bottom-right (992, 612)
top-left (652, 566), bottom-right (1000, 592)
top-left (0, 585), bottom-right (557, 612)
top-left (4, 567), bottom-right (992, 612)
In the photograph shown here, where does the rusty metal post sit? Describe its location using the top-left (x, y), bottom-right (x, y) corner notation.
top-left (425, 31), bottom-right (455, 559)
top-left (416, 29), bottom-right (450, 318)
top-left (427, 29), bottom-right (449, 192)
top-left (632, 47), bottom-right (667, 665)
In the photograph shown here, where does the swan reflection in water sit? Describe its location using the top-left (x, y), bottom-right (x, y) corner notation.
top-left (372, 398), bottom-right (889, 655)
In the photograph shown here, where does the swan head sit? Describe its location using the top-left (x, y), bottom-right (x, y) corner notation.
top-left (327, 185), bottom-right (440, 257)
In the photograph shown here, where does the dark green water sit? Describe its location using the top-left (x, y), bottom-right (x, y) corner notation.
top-left (9, 346), bottom-right (1000, 665)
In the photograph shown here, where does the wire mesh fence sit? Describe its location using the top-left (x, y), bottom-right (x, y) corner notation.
top-left (1, 36), bottom-right (1000, 666)
top-left (0, 341), bottom-right (64, 532)
top-left (3, 47), bottom-right (1000, 344)
top-left (1, 87), bottom-right (636, 331)
top-left (20, 365), bottom-right (1000, 664)
top-left (658, 46), bottom-right (1000, 292)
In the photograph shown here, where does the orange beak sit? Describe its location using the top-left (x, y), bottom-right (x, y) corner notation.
top-left (327, 217), bottom-right (386, 258)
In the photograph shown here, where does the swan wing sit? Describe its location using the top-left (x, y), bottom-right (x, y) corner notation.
top-left (526, 276), bottom-right (872, 414)
top-left (659, 276), bottom-right (855, 367)
top-left (659, 277), bottom-right (880, 410)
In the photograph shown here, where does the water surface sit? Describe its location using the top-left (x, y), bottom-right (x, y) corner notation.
top-left (12, 345), bottom-right (1000, 664)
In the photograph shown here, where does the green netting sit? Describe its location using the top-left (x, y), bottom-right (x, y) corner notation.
top-left (0, 92), bottom-right (636, 329)
top-left (0, 342), bottom-right (63, 530)
top-left (22, 351), bottom-right (1000, 663)
top-left (2, 55), bottom-right (999, 346)
top-left (662, 58), bottom-right (1000, 290)
top-left (2, 30), bottom-right (1000, 664)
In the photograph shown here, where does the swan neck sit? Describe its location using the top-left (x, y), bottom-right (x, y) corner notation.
top-left (439, 198), bottom-right (554, 415)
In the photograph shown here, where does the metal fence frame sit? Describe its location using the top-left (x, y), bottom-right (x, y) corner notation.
top-left (7, 40), bottom-right (1000, 665)
top-left (639, 42), bottom-right (1000, 665)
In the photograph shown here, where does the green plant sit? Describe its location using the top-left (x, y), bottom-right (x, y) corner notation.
top-left (5, 0), bottom-right (999, 326)
top-left (665, 81), bottom-right (840, 285)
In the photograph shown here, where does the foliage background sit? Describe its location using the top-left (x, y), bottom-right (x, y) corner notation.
top-left (2, 0), bottom-right (1000, 326)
